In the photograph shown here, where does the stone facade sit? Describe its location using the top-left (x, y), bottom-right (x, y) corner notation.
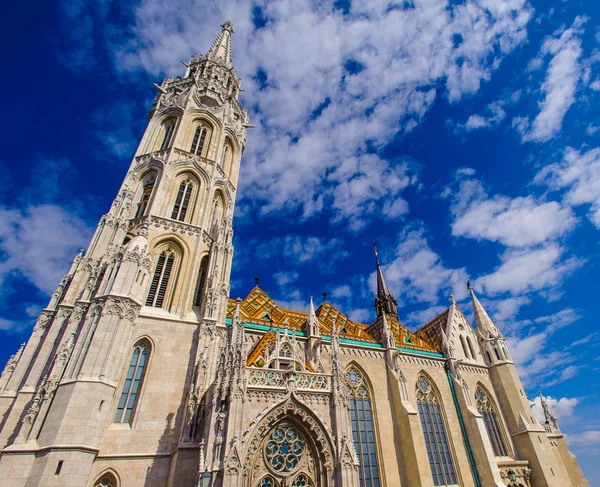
top-left (0, 22), bottom-right (589, 487)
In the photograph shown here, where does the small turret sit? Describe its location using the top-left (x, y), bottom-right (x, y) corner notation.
top-left (468, 281), bottom-right (512, 365)
top-left (373, 242), bottom-right (398, 319)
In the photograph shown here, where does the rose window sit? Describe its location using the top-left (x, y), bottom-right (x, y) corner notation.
top-left (265, 425), bottom-right (304, 473)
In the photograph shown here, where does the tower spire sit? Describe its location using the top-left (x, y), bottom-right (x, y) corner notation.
top-left (207, 21), bottom-right (234, 68)
top-left (373, 242), bottom-right (398, 318)
top-left (467, 281), bottom-right (500, 338)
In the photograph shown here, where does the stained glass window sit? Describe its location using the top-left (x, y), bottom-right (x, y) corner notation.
top-left (171, 179), bottom-right (193, 221)
top-left (135, 176), bottom-right (155, 219)
top-left (94, 473), bottom-right (116, 487)
top-left (345, 365), bottom-right (381, 487)
top-left (191, 126), bottom-right (208, 155)
top-left (475, 387), bottom-right (508, 457)
top-left (293, 473), bottom-right (313, 486)
top-left (265, 425), bottom-right (304, 473)
top-left (260, 476), bottom-right (276, 487)
top-left (416, 375), bottom-right (457, 486)
top-left (114, 342), bottom-right (149, 425)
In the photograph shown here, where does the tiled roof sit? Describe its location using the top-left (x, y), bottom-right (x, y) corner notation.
top-left (227, 287), bottom-right (439, 354)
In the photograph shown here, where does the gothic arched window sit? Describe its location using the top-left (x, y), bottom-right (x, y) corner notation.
top-left (416, 375), bottom-right (457, 486)
top-left (190, 123), bottom-right (210, 156)
top-left (160, 119), bottom-right (176, 150)
top-left (171, 178), bottom-right (193, 221)
top-left (466, 337), bottom-right (476, 359)
top-left (193, 255), bottom-right (209, 307)
top-left (459, 335), bottom-right (470, 358)
top-left (94, 472), bottom-right (117, 487)
top-left (114, 341), bottom-right (149, 425)
top-left (345, 365), bottom-right (381, 487)
top-left (222, 139), bottom-right (234, 176)
top-left (146, 248), bottom-right (175, 308)
top-left (475, 386), bottom-right (509, 457)
top-left (135, 174), bottom-right (156, 219)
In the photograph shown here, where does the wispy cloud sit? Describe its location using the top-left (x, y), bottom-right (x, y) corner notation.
top-left (535, 146), bottom-right (600, 229)
top-left (517, 17), bottom-right (586, 142)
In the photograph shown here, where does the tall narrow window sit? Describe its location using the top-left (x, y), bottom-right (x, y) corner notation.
top-left (475, 386), bottom-right (508, 457)
top-left (160, 120), bottom-right (176, 150)
top-left (345, 365), bottom-right (381, 487)
top-left (135, 176), bottom-right (156, 218)
top-left (466, 337), bottom-right (476, 360)
top-left (221, 140), bottom-right (234, 177)
top-left (416, 376), bottom-right (457, 486)
top-left (171, 179), bottom-right (193, 221)
top-left (459, 336), bottom-right (470, 359)
top-left (193, 256), bottom-right (209, 307)
top-left (114, 342), bottom-right (149, 425)
top-left (190, 126), bottom-right (207, 155)
top-left (146, 249), bottom-right (175, 307)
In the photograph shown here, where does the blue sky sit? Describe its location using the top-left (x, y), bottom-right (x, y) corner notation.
top-left (1, 0), bottom-right (600, 481)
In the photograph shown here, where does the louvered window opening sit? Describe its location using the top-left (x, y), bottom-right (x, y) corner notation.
top-left (161, 122), bottom-right (175, 150)
top-left (416, 377), bottom-right (457, 486)
top-left (345, 366), bottom-right (381, 487)
top-left (190, 126), bottom-right (207, 155)
top-left (476, 387), bottom-right (509, 457)
top-left (171, 180), bottom-right (193, 221)
top-left (146, 251), bottom-right (174, 307)
top-left (135, 180), bottom-right (155, 218)
top-left (114, 343), bottom-right (148, 424)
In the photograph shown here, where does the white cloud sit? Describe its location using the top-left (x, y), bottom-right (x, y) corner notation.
top-left (590, 80), bottom-right (600, 91)
top-left (518, 17), bottom-right (585, 142)
top-left (0, 205), bottom-right (92, 296)
top-left (406, 305), bottom-right (448, 329)
top-left (531, 395), bottom-right (579, 423)
top-left (331, 285), bottom-right (351, 299)
top-left (535, 146), bottom-right (600, 229)
top-left (347, 308), bottom-right (371, 324)
top-left (477, 244), bottom-right (583, 296)
top-left (461, 101), bottom-right (506, 131)
top-left (449, 177), bottom-right (577, 247)
top-left (566, 430), bottom-right (600, 447)
top-left (253, 236), bottom-right (348, 266)
top-left (371, 225), bottom-right (468, 306)
top-left (274, 270), bottom-right (299, 287)
top-left (104, 0), bottom-right (533, 225)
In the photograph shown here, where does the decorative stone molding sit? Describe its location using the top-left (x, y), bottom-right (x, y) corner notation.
top-left (242, 394), bottom-right (334, 471)
top-left (149, 215), bottom-right (203, 237)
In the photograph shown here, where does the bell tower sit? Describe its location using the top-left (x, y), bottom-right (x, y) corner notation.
top-left (0, 21), bottom-right (251, 486)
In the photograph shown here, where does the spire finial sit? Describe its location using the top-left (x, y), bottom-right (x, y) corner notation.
top-left (467, 279), bottom-right (472, 290)
top-left (373, 241), bottom-right (380, 266)
top-left (254, 274), bottom-right (260, 288)
top-left (221, 20), bottom-right (235, 33)
top-left (322, 292), bottom-right (327, 303)
top-left (450, 293), bottom-right (456, 305)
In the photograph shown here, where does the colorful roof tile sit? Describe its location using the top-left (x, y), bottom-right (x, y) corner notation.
top-left (227, 287), bottom-right (438, 354)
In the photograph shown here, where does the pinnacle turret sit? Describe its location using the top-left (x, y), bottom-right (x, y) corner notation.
top-left (373, 242), bottom-right (398, 318)
top-left (207, 21), bottom-right (234, 68)
top-left (307, 296), bottom-right (319, 337)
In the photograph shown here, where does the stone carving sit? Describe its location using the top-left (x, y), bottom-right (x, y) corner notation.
top-left (0, 343), bottom-right (26, 389)
top-left (243, 394), bottom-right (334, 471)
top-left (33, 311), bottom-right (54, 332)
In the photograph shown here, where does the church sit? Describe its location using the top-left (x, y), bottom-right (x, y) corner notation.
top-left (0, 22), bottom-right (589, 487)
